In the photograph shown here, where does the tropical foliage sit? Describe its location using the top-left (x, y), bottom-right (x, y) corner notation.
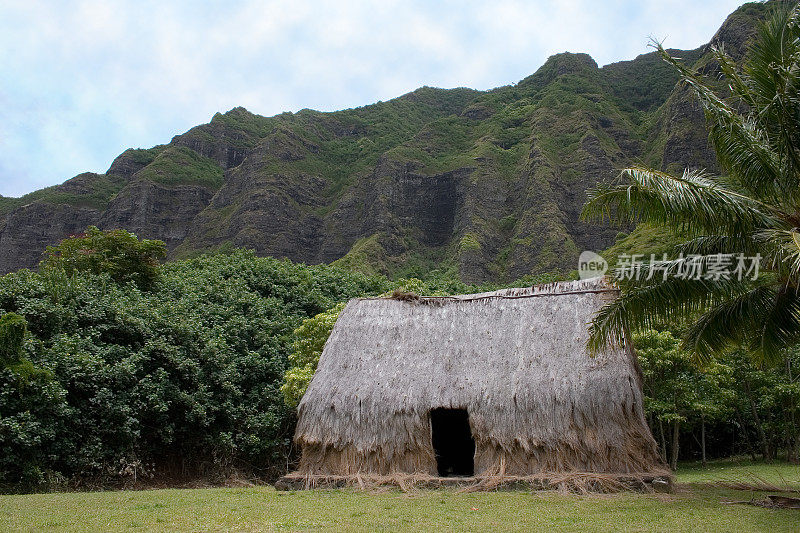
top-left (0, 249), bottom-right (387, 489)
top-left (636, 328), bottom-right (800, 466)
top-left (0, 313), bottom-right (27, 365)
top-left (281, 302), bottom-right (347, 408)
top-left (582, 4), bottom-right (800, 366)
top-left (636, 329), bottom-right (734, 469)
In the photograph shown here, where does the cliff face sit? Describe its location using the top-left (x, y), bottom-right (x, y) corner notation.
top-left (0, 2), bottom-right (771, 281)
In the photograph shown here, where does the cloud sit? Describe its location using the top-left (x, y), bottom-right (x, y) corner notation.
top-left (0, 0), bottom-right (745, 197)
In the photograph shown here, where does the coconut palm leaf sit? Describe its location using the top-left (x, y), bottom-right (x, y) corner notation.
top-left (675, 235), bottom-right (760, 257)
top-left (759, 228), bottom-right (800, 284)
top-left (750, 284), bottom-right (800, 364)
top-left (682, 285), bottom-right (778, 363)
top-left (657, 46), bottom-right (787, 201)
top-left (582, 167), bottom-right (778, 236)
top-left (712, 45), bottom-right (756, 108)
top-left (587, 276), bottom-right (750, 353)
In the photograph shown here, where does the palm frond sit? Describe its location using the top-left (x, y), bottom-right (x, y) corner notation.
top-left (744, 4), bottom-right (800, 199)
top-left (581, 167), bottom-right (777, 236)
top-left (587, 276), bottom-right (749, 354)
top-left (586, 9), bottom-right (800, 366)
top-left (654, 43), bottom-right (786, 201)
top-left (674, 234), bottom-right (760, 257)
top-left (712, 44), bottom-right (756, 108)
top-left (746, 3), bottom-right (800, 112)
top-left (682, 285), bottom-right (777, 364)
top-left (751, 284), bottom-right (800, 366)
top-left (708, 118), bottom-right (791, 202)
top-left (758, 228), bottom-right (800, 284)
top-left (613, 253), bottom-right (765, 290)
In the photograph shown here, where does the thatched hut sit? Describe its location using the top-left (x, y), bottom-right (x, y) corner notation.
top-left (282, 277), bottom-right (667, 489)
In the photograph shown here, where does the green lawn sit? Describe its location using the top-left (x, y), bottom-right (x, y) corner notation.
top-left (1, 460), bottom-right (798, 532)
top-left (675, 457), bottom-right (799, 485)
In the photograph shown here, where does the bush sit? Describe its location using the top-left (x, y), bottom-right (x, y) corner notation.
top-left (282, 302), bottom-right (346, 408)
top-left (0, 249), bottom-right (388, 489)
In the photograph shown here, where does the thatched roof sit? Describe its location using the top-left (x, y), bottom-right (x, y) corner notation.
top-left (294, 277), bottom-right (664, 477)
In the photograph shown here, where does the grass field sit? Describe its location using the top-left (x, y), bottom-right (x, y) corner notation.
top-left (1, 459), bottom-right (798, 532)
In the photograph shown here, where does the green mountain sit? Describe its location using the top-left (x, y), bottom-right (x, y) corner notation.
top-left (0, 2), bottom-right (771, 281)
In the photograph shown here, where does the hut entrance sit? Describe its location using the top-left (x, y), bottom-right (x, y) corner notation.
top-left (430, 408), bottom-right (475, 477)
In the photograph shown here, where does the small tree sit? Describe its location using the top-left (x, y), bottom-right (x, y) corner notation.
top-left (282, 302), bottom-right (346, 408)
top-left (635, 329), bottom-right (734, 469)
top-left (691, 359), bottom-right (735, 466)
top-left (727, 348), bottom-right (800, 461)
top-left (41, 226), bottom-right (166, 290)
top-left (636, 330), bottom-right (693, 469)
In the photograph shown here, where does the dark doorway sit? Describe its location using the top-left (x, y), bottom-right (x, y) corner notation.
top-left (430, 408), bottom-right (475, 477)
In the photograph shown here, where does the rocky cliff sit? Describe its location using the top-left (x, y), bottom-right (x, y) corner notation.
top-left (0, 2), bottom-right (771, 281)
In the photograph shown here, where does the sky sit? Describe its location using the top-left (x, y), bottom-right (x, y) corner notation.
top-left (0, 0), bottom-right (748, 198)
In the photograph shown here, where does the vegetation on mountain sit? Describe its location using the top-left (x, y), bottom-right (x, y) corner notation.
top-left (0, 2), bottom-right (774, 282)
top-left (0, 173), bottom-right (127, 215)
top-left (135, 146), bottom-right (224, 189)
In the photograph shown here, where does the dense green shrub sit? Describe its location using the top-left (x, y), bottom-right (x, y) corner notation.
top-left (0, 250), bottom-right (387, 490)
top-left (281, 302), bottom-right (346, 408)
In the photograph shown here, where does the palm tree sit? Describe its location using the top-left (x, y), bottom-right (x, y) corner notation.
top-left (581, 3), bottom-right (800, 366)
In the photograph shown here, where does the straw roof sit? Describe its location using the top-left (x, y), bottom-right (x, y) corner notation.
top-left (293, 277), bottom-right (664, 477)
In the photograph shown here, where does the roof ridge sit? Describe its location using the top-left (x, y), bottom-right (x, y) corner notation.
top-left (358, 277), bottom-right (618, 303)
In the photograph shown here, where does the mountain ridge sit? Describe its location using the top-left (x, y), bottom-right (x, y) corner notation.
top-left (0, 1), bottom-right (773, 281)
